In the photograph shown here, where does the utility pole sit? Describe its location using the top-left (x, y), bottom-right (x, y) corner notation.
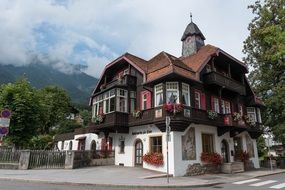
top-left (165, 116), bottom-right (171, 183)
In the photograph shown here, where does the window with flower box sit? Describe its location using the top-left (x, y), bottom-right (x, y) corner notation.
top-left (182, 83), bottom-right (190, 106)
top-left (211, 96), bottom-right (220, 113)
top-left (166, 82), bottom-right (179, 103)
top-left (154, 83), bottom-right (163, 107)
top-left (202, 134), bottom-right (214, 153)
top-left (221, 100), bottom-right (231, 114)
top-left (150, 136), bottom-right (162, 153)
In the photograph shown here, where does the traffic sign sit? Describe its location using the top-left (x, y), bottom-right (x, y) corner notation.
top-left (0, 118), bottom-right (10, 127)
top-left (0, 127), bottom-right (8, 136)
top-left (0, 109), bottom-right (11, 118)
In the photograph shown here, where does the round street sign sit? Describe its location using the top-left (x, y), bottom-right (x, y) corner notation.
top-left (0, 127), bottom-right (8, 136)
top-left (1, 109), bottom-right (11, 118)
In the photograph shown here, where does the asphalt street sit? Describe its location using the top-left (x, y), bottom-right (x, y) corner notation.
top-left (1, 173), bottom-right (285, 190)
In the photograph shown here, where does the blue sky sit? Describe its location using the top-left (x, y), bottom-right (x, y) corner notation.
top-left (0, 0), bottom-right (256, 77)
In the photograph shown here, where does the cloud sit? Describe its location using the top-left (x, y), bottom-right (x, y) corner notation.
top-left (0, 0), bottom-right (256, 78)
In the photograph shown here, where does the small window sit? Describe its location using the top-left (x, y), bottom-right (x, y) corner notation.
top-left (166, 82), bottom-right (179, 104)
top-left (150, 136), bottom-right (162, 153)
top-left (221, 100), bottom-right (231, 114)
top-left (238, 104), bottom-right (243, 116)
top-left (211, 96), bottom-right (220, 113)
top-left (194, 91), bottom-right (201, 109)
top-left (154, 83), bottom-right (164, 107)
top-left (119, 140), bottom-right (125, 154)
top-left (247, 107), bottom-right (257, 122)
top-left (182, 83), bottom-right (190, 106)
top-left (69, 141), bottom-right (73, 150)
top-left (202, 134), bottom-right (214, 153)
top-left (61, 141), bottom-right (64, 150)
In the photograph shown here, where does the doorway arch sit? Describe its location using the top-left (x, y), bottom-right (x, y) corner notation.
top-left (221, 139), bottom-right (230, 163)
top-left (134, 139), bottom-right (143, 166)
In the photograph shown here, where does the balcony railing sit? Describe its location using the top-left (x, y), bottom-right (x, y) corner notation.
top-left (203, 71), bottom-right (246, 95)
top-left (104, 75), bottom-right (137, 90)
top-left (91, 107), bottom-right (256, 132)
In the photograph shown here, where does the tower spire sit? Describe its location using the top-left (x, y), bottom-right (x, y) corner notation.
top-left (190, 12), bottom-right (193, 22)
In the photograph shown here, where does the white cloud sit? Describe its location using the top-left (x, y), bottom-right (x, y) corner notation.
top-left (0, 0), bottom-right (256, 77)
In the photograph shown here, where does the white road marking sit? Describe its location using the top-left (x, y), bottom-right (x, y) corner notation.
top-left (270, 183), bottom-right (285, 189)
top-left (233, 178), bottom-right (261, 184)
top-left (250, 180), bottom-right (277, 187)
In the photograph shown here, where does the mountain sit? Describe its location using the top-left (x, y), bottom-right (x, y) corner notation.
top-left (0, 63), bottom-right (98, 105)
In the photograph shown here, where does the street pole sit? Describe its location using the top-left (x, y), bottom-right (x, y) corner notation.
top-left (165, 116), bottom-right (170, 184)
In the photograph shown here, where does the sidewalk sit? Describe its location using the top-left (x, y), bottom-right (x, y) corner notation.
top-left (0, 166), bottom-right (284, 188)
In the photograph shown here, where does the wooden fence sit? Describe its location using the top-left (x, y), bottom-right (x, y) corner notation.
top-left (0, 148), bottom-right (21, 164)
top-left (28, 150), bottom-right (66, 169)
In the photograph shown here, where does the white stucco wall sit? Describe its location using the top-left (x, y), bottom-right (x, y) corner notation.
top-left (57, 133), bottom-right (102, 151)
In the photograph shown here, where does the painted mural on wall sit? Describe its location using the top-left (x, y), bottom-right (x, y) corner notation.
top-left (182, 127), bottom-right (196, 160)
top-left (246, 134), bottom-right (254, 158)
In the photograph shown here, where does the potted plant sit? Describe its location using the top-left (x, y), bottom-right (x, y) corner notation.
top-left (232, 112), bottom-right (242, 121)
top-left (207, 110), bottom-right (218, 120)
top-left (92, 114), bottom-right (105, 124)
top-left (132, 110), bottom-right (142, 118)
top-left (163, 103), bottom-right (184, 115)
top-left (143, 152), bottom-right (164, 166)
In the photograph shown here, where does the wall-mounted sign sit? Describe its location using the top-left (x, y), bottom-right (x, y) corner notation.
top-left (132, 130), bottom-right (152, 135)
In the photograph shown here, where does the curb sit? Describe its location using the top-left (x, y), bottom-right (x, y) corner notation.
top-left (253, 170), bottom-right (285, 178)
top-left (0, 177), bottom-right (224, 188)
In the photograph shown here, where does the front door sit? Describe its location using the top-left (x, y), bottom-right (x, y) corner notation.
top-left (221, 139), bottom-right (229, 163)
top-left (135, 140), bottom-right (143, 166)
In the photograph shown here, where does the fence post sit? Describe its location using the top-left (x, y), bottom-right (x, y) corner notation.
top-left (18, 150), bottom-right (31, 170)
top-left (65, 151), bottom-right (74, 169)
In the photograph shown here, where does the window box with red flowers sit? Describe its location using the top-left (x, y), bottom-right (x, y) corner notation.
top-left (143, 152), bottom-right (164, 166)
top-left (163, 103), bottom-right (184, 115)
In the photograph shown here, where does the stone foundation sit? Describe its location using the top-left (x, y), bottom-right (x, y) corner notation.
top-left (185, 163), bottom-right (206, 176)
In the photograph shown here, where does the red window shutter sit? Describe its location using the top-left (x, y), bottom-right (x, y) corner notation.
top-left (211, 96), bottom-right (215, 111)
top-left (201, 93), bottom-right (206, 110)
top-left (140, 91), bottom-right (144, 110)
top-left (146, 91), bottom-right (151, 109)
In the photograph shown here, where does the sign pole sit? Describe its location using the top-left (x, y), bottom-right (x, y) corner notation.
top-left (165, 116), bottom-right (171, 183)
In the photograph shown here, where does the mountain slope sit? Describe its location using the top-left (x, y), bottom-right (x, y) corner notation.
top-left (0, 64), bottom-right (98, 105)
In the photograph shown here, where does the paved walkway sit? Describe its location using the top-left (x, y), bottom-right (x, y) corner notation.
top-left (0, 166), bottom-right (284, 188)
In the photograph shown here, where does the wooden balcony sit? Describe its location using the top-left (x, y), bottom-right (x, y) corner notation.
top-left (203, 71), bottom-right (246, 95)
top-left (91, 112), bottom-right (129, 133)
top-left (104, 74), bottom-right (137, 90)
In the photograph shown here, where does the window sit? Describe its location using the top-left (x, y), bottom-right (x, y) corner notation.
top-left (69, 141), bottom-right (73, 150)
top-left (182, 83), bottom-right (190, 106)
top-left (247, 107), bottom-right (257, 122)
top-left (194, 90), bottom-right (206, 109)
top-left (194, 91), bottom-right (201, 109)
top-left (256, 108), bottom-right (262, 123)
top-left (154, 83), bottom-right (163, 107)
top-left (117, 89), bottom-right (128, 112)
top-left (166, 82), bottom-right (179, 103)
top-left (103, 89), bottom-right (116, 114)
top-left (130, 91), bottom-right (136, 113)
top-left (119, 140), bottom-right (125, 154)
top-left (211, 96), bottom-right (220, 113)
top-left (150, 136), bottom-right (162, 153)
top-left (142, 93), bottom-right (147, 110)
top-left (221, 100), bottom-right (231, 114)
top-left (238, 104), bottom-right (243, 116)
top-left (202, 134), bottom-right (214, 153)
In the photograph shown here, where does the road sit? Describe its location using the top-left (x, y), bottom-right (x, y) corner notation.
top-left (0, 173), bottom-right (285, 190)
top-left (200, 173), bottom-right (285, 190)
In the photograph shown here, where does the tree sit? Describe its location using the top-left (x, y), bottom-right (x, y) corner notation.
top-left (243, 0), bottom-right (285, 143)
top-left (0, 78), bottom-right (40, 148)
top-left (80, 109), bottom-right (92, 126)
top-left (38, 86), bottom-right (71, 134)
